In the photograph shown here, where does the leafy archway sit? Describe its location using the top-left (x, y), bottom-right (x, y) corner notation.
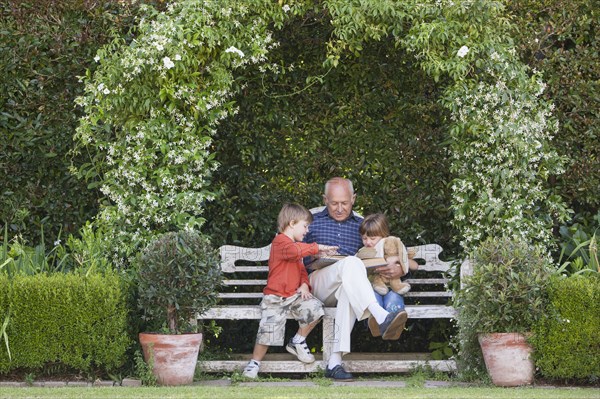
top-left (73, 0), bottom-right (566, 263)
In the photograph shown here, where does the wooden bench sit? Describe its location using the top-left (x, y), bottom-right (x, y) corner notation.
top-left (197, 233), bottom-right (471, 374)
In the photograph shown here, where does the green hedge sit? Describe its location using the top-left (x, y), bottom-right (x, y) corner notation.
top-left (0, 271), bottom-right (130, 374)
top-left (531, 275), bottom-right (600, 381)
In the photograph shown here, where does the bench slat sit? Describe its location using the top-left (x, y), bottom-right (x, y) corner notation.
top-left (228, 264), bottom-right (453, 273)
top-left (406, 278), bottom-right (448, 284)
top-left (222, 278), bottom-right (449, 286)
top-left (199, 305), bottom-right (456, 319)
top-left (218, 291), bottom-right (452, 299)
top-left (223, 279), bottom-right (267, 285)
top-left (230, 266), bottom-right (269, 273)
top-left (229, 265), bottom-right (452, 273)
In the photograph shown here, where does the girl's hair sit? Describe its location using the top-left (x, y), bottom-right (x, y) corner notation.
top-left (277, 203), bottom-right (313, 233)
top-left (359, 213), bottom-right (390, 237)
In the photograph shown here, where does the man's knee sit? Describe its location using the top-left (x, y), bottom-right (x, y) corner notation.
top-left (340, 256), bottom-right (368, 274)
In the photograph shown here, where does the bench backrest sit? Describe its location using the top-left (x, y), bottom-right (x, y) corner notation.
top-left (217, 206), bottom-right (454, 308)
top-left (218, 243), bottom-right (453, 307)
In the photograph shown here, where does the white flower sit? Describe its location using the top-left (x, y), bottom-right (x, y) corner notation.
top-left (103, 88), bottom-right (110, 95)
top-left (457, 45), bottom-right (469, 58)
top-left (282, 4), bottom-right (291, 12)
top-left (225, 46), bottom-right (245, 58)
top-left (163, 56), bottom-right (175, 69)
top-left (174, 54), bottom-right (181, 61)
top-left (94, 55), bottom-right (100, 63)
top-left (54, 240), bottom-right (61, 246)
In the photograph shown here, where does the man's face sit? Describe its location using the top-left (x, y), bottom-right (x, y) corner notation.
top-left (324, 183), bottom-right (356, 222)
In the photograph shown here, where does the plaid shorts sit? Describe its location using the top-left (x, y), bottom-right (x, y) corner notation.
top-left (255, 294), bottom-right (324, 346)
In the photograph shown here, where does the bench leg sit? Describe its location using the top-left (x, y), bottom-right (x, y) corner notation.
top-left (322, 315), bottom-right (335, 365)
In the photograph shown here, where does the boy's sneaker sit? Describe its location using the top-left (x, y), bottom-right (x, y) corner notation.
top-left (286, 339), bottom-right (315, 363)
top-left (242, 360), bottom-right (260, 378)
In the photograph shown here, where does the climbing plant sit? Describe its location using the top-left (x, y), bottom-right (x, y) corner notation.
top-left (73, 0), bottom-right (567, 265)
top-left (72, 1), bottom-right (289, 263)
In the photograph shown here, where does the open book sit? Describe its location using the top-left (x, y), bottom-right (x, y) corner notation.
top-left (306, 255), bottom-right (387, 271)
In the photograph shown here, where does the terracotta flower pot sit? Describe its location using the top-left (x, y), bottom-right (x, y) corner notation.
top-left (139, 332), bottom-right (203, 386)
top-left (478, 332), bottom-right (534, 387)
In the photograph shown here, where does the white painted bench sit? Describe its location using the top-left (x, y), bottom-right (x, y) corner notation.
top-left (197, 234), bottom-right (471, 374)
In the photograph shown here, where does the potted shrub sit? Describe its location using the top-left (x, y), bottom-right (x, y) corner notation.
top-left (455, 236), bottom-right (552, 386)
top-left (135, 230), bottom-right (222, 386)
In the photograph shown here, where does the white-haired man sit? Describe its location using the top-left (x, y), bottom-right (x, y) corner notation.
top-left (304, 177), bottom-right (409, 381)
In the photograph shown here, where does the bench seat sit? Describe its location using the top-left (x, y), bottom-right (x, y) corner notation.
top-left (201, 304), bottom-right (456, 320)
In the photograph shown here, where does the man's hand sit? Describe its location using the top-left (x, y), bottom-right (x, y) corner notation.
top-left (297, 283), bottom-right (312, 300)
top-left (375, 256), bottom-right (405, 280)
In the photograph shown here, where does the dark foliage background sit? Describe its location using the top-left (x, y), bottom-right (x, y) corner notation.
top-left (507, 0), bottom-right (599, 217)
top-left (204, 11), bottom-right (456, 256)
top-left (0, 0), bottom-right (165, 243)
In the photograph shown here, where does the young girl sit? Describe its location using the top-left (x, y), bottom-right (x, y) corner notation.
top-left (242, 203), bottom-right (338, 378)
top-left (358, 213), bottom-right (417, 337)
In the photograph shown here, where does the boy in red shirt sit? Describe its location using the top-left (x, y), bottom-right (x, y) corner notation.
top-left (242, 203), bottom-right (338, 379)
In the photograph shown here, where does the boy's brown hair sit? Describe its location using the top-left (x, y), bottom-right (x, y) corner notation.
top-left (359, 213), bottom-right (390, 237)
top-left (277, 203), bottom-right (313, 233)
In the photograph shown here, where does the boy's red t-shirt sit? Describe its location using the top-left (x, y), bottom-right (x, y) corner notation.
top-left (263, 233), bottom-right (318, 298)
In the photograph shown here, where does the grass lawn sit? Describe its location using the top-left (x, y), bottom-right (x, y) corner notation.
top-left (1, 386), bottom-right (598, 399)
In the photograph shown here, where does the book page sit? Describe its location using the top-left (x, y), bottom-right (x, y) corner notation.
top-left (362, 257), bottom-right (387, 268)
top-left (306, 255), bottom-right (347, 270)
top-left (306, 255), bottom-right (387, 270)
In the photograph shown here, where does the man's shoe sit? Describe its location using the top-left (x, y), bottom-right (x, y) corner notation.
top-left (286, 339), bottom-right (315, 363)
top-left (379, 310), bottom-right (408, 340)
top-left (368, 315), bottom-right (381, 337)
top-left (324, 364), bottom-right (354, 381)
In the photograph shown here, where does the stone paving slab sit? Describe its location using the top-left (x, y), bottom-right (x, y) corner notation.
top-left (333, 380), bottom-right (407, 387)
top-left (43, 381), bottom-right (67, 388)
top-left (0, 381), bottom-right (26, 387)
top-left (93, 380), bottom-right (115, 387)
top-left (239, 381), bottom-right (318, 387)
top-left (121, 378), bottom-right (142, 387)
top-left (193, 379), bottom-right (232, 387)
top-left (67, 381), bottom-right (91, 387)
top-left (424, 380), bottom-right (452, 388)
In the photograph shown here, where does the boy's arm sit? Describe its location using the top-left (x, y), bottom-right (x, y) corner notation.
top-left (279, 241), bottom-right (319, 261)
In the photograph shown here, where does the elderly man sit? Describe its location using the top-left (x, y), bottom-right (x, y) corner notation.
top-left (304, 177), bottom-right (409, 381)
